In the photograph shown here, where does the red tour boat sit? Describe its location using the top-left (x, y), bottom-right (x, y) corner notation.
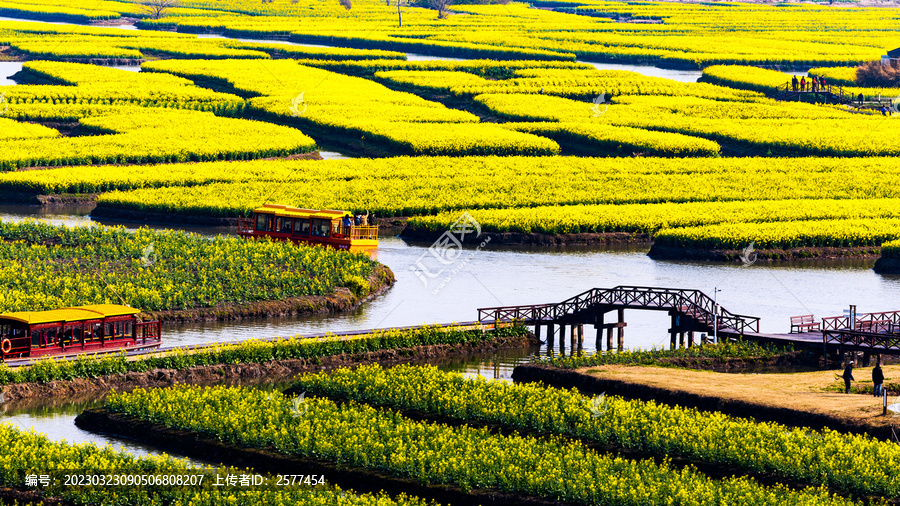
top-left (237, 204), bottom-right (379, 252)
top-left (0, 304), bottom-right (161, 360)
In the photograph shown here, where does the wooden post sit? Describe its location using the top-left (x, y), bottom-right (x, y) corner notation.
top-left (534, 324), bottom-right (542, 343)
top-left (688, 331), bottom-right (694, 348)
top-left (670, 312), bottom-right (678, 349)
top-left (606, 327), bottom-right (613, 352)
top-left (570, 325), bottom-right (576, 350)
top-left (616, 309), bottom-right (625, 350)
top-left (679, 332), bottom-right (685, 348)
top-left (595, 312), bottom-right (604, 352)
top-left (546, 324), bottom-right (555, 346)
top-left (863, 351), bottom-right (871, 367)
top-left (577, 324), bottom-right (584, 346)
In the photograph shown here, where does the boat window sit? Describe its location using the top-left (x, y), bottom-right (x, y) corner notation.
top-left (294, 219), bottom-right (309, 235)
top-left (255, 214), bottom-right (272, 232)
top-left (31, 330), bottom-right (42, 347)
top-left (276, 217), bottom-right (291, 234)
top-left (311, 218), bottom-right (331, 237)
top-left (88, 323), bottom-right (102, 343)
top-left (124, 321), bottom-right (133, 339)
top-left (106, 322), bottom-right (124, 339)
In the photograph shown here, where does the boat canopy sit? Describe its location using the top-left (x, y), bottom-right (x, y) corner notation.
top-left (0, 304), bottom-right (139, 325)
top-left (251, 204), bottom-right (351, 220)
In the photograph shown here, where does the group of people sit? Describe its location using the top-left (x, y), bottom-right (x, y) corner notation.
top-left (841, 360), bottom-right (885, 396)
top-left (342, 211), bottom-right (372, 230)
top-left (791, 75), bottom-right (827, 93)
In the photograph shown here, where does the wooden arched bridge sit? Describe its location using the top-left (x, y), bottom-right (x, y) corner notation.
top-left (478, 286), bottom-right (760, 351)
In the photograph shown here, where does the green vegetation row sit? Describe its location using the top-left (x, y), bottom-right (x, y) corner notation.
top-left (143, 59), bottom-right (559, 157)
top-left (405, 199), bottom-right (900, 235)
top-left (292, 362), bottom-right (900, 498)
top-left (653, 218), bottom-right (900, 250)
top-left (533, 340), bottom-right (791, 369)
top-left (881, 239), bottom-right (900, 259)
top-left (0, 324), bottom-right (526, 385)
top-left (0, 109), bottom-right (315, 172)
top-left (0, 220), bottom-right (376, 313)
top-left (86, 156), bottom-right (900, 218)
top-left (0, 423), bottom-right (432, 506)
top-left (105, 384), bottom-right (857, 506)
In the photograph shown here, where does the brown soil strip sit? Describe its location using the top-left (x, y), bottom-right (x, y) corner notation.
top-left (74, 408), bottom-right (571, 506)
top-left (1, 333), bottom-right (538, 401)
top-left (513, 363), bottom-right (900, 441)
top-left (649, 244), bottom-right (882, 262)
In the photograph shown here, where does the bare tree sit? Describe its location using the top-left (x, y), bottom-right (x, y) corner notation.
top-left (857, 60), bottom-right (900, 87)
top-left (339, 0), bottom-right (352, 9)
top-left (423, 0), bottom-right (451, 19)
top-left (138, 0), bottom-right (178, 20)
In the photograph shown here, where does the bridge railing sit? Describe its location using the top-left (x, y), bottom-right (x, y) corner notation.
top-left (823, 329), bottom-right (900, 351)
top-left (822, 310), bottom-right (900, 332)
top-left (478, 286), bottom-right (759, 334)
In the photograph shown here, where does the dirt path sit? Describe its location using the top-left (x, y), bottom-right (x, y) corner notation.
top-left (581, 363), bottom-right (896, 426)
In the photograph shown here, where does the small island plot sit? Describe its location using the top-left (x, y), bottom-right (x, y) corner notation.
top-left (0, 304), bottom-right (161, 360)
top-left (238, 204), bottom-right (379, 252)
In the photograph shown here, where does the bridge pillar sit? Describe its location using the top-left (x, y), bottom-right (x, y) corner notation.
top-left (606, 327), bottom-right (613, 352)
top-left (534, 324), bottom-right (542, 343)
top-left (863, 351), bottom-right (871, 367)
top-left (670, 311), bottom-right (678, 349)
top-left (570, 325), bottom-right (577, 351)
top-left (617, 309), bottom-right (625, 350)
top-left (577, 324), bottom-right (584, 346)
top-left (687, 331), bottom-right (694, 348)
top-left (595, 312), bottom-right (605, 351)
top-left (546, 324), bottom-right (555, 347)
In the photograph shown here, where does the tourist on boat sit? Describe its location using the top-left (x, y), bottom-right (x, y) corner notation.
top-left (791, 75), bottom-right (798, 92)
top-left (342, 214), bottom-right (352, 233)
top-left (873, 363), bottom-right (885, 397)
top-left (843, 360), bottom-right (855, 394)
top-left (354, 213), bottom-right (362, 226)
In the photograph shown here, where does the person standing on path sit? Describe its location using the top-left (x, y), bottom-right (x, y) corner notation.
top-left (843, 360), bottom-right (855, 394)
top-left (873, 362), bottom-right (885, 397)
